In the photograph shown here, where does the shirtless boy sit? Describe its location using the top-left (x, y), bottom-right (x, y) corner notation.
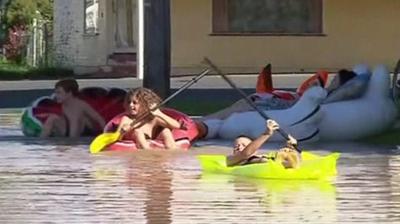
top-left (40, 79), bottom-right (106, 137)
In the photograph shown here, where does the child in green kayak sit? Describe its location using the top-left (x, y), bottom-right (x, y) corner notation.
top-left (226, 119), bottom-right (301, 168)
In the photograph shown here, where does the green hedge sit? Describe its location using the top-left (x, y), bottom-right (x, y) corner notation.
top-left (0, 61), bottom-right (73, 80)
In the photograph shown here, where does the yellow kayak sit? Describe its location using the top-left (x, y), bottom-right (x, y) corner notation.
top-left (197, 151), bottom-right (340, 180)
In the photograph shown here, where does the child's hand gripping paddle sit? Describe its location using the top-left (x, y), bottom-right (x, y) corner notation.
top-left (89, 69), bottom-right (210, 154)
top-left (203, 57), bottom-right (301, 153)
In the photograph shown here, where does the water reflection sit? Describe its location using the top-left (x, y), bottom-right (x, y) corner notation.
top-left (0, 113), bottom-right (400, 223)
top-left (91, 151), bottom-right (176, 224)
top-left (196, 174), bottom-right (337, 223)
top-left (124, 152), bottom-right (173, 224)
top-left (334, 145), bottom-right (400, 223)
top-left (389, 154), bottom-right (400, 221)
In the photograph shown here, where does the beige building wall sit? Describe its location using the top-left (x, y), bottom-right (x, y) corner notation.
top-left (54, 0), bottom-right (400, 75)
top-left (54, 0), bottom-right (138, 75)
top-left (53, 0), bottom-right (114, 74)
top-left (171, 0), bottom-right (400, 74)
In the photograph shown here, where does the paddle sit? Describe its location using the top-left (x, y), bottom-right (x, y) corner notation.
top-left (89, 69), bottom-right (210, 154)
top-left (203, 57), bottom-right (302, 153)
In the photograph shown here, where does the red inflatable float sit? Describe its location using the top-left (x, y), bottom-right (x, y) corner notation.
top-left (21, 87), bottom-right (126, 137)
top-left (102, 108), bottom-right (199, 151)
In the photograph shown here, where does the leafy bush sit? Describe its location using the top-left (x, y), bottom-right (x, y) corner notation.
top-left (26, 66), bottom-right (74, 79)
top-left (3, 25), bottom-right (27, 63)
top-left (1, 0), bottom-right (53, 63)
top-left (3, 0), bottom-right (53, 29)
top-left (0, 60), bottom-right (74, 80)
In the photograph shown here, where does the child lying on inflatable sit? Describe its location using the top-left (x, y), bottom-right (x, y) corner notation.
top-left (196, 67), bottom-right (370, 140)
top-left (201, 66), bottom-right (327, 121)
top-left (203, 67), bottom-right (369, 121)
top-left (40, 79), bottom-right (106, 137)
top-left (227, 119), bottom-right (300, 168)
top-left (323, 69), bottom-right (369, 103)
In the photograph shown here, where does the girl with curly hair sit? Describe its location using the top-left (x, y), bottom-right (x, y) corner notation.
top-left (117, 87), bottom-right (182, 149)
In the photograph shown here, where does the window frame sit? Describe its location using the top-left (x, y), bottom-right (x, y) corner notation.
top-left (83, 0), bottom-right (100, 35)
top-left (212, 0), bottom-right (324, 36)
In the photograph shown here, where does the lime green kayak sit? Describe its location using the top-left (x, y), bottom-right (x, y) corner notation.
top-left (197, 151), bottom-right (340, 180)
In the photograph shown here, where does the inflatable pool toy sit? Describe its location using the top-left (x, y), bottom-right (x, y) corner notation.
top-left (204, 64), bottom-right (397, 142)
top-left (254, 68), bottom-right (329, 109)
top-left (102, 108), bottom-right (198, 151)
top-left (20, 87), bottom-right (126, 137)
top-left (322, 65), bottom-right (371, 104)
top-left (104, 138), bottom-right (192, 151)
top-left (252, 65), bottom-right (370, 111)
top-left (197, 151), bottom-right (340, 180)
top-left (256, 63), bottom-right (328, 99)
top-left (203, 65), bottom-right (371, 141)
top-left (214, 86), bottom-right (327, 141)
top-left (102, 108), bottom-right (199, 151)
top-left (318, 65), bottom-right (398, 140)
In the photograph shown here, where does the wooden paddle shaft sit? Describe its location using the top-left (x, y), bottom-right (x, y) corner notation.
top-left (128, 68), bottom-right (210, 128)
top-left (203, 57), bottom-right (295, 143)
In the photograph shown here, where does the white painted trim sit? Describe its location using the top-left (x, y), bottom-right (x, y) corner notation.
top-left (137, 0), bottom-right (144, 79)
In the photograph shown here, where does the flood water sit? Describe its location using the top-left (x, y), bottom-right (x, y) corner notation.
top-left (0, 113), bottom-right (399, 223)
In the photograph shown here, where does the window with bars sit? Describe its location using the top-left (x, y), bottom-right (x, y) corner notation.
top-left (84, 0), bottom-right (99, 34)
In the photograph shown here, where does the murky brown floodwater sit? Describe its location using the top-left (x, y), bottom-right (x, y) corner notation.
top-left (0, 113), bottom-right (399, 223)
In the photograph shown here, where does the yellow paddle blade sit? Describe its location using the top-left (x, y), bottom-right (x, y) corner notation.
top-left (89, 132), bottom-right (121, 154)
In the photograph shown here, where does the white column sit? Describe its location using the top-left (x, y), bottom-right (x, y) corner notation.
top-left (137, 0), bottom-right (144, 79)
top-left (32, 18), bottom-right (37, 66)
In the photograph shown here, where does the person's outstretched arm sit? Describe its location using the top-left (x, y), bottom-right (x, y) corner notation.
top-left (151, 109), bottom-right (181, 129)
top-left (40, 114), bottom-right (60, 137)
top-left (226, 119), bottom-right (279, 167)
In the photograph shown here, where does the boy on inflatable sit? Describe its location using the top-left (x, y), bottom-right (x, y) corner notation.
top-left (227, 119), bottom-right (300, 168)
top-left (40, 79), bottom-right (106, 137)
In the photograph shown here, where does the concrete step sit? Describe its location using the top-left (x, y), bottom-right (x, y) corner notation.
top-left (108, 53), bottom-right (136, 63)
top-left (95, 64), bottom-right (137, 78)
